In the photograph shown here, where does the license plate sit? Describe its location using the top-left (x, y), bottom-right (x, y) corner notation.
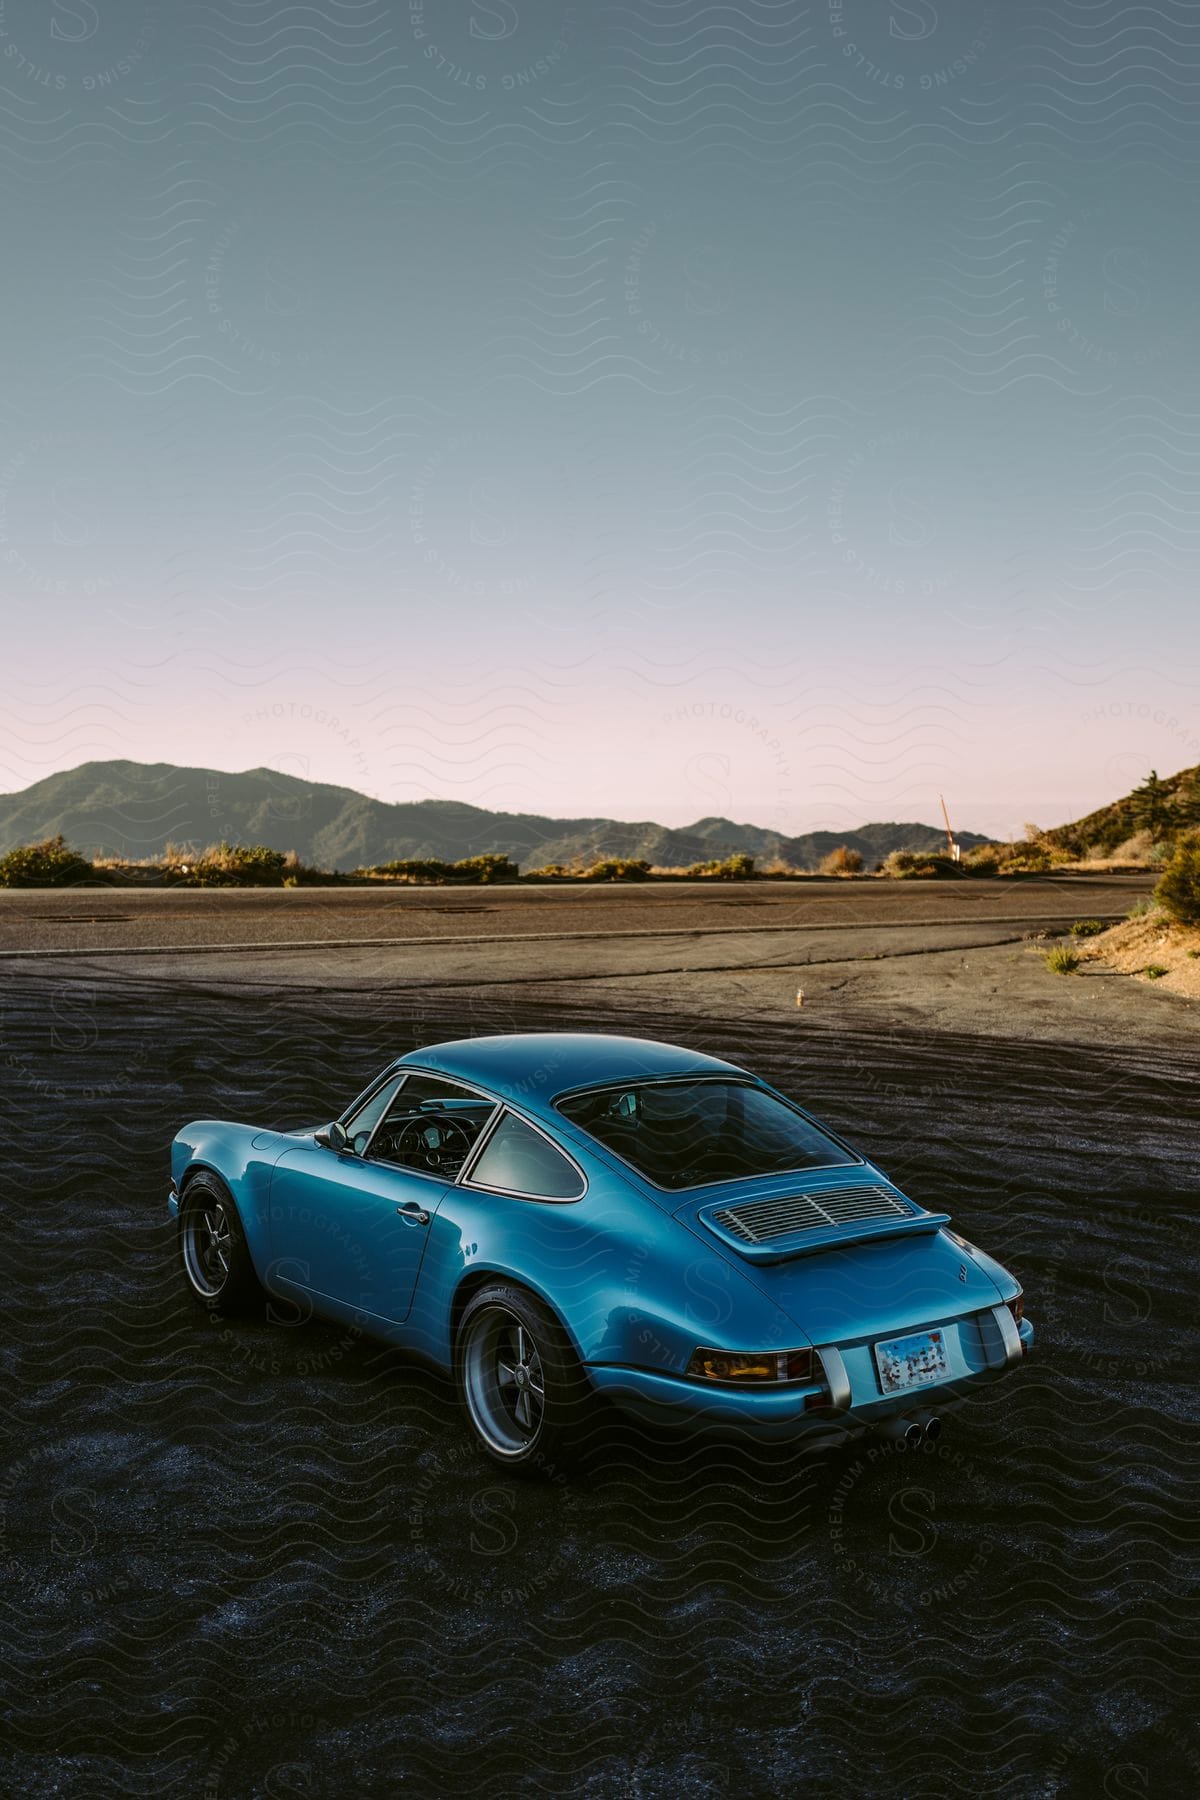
top-left (874, 1328), bottom-right (949, 1395)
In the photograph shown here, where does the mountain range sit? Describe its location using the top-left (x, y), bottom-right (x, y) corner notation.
top-left (0, 760), bottom-right (993, 873)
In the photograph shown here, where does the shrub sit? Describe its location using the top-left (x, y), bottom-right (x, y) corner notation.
top-left (1154, 842), bottom-right (1200, 927)
top-left (1144, 964), bottom-right (1169, 980)
top-left (1045, 944), bottom-right (1080, 974)
top-left (963, 838), bottom-right (1073, 875)
top-left (1006, 841), bottom-right (1051, 872)
top-left (1127, 897), bottom-right (1157, 920)
top-left (186, 842), bottom-right (288, 886)
top-left (369, 853), bottom-right (518, 884)
top-left (687, 853), bottom-right (757, 880)
top-left (964, 845), bottom-right (1002, 875)
top-left (371, 858), bottom-right (452, 882)
top-left (157, 841), bottom-right (309, 886)
top-left (819, 846), bottom-right (863, 876)
top-left (882, 850), bottom-right (923, 878)
top-left (583, 858), bottom-right (651, 882)
top-left (0, 835), bottom-right (95, 887)
top-left (226, 843), bottom-right (287, 879)
top-left (1069, 919), bottom-right (1106, 938)
top-left (451, 854), bottom-right (518, 884)
top-left (882, 850), bottom-right (960, 880)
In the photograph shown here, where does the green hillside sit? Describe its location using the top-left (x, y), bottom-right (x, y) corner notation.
top-left (1043, 765), bottom-right (1200, 857)
top-left (0, 760), bottom-right (991, 873)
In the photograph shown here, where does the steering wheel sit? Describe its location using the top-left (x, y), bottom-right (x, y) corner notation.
top-left (389, 1113), bottom-right (474, 1173)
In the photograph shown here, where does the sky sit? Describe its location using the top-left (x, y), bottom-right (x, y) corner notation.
top-left (1, 0), bottom-right (1199, 841)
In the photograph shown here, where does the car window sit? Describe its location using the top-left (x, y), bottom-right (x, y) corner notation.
top-left (369, 1072), bottom-right (497, 1179)
top-left (343, 1074), bottom-right (406, 1153)
top-left (466, 1113), bottom-right (585, 1200)
top-left (555, 1078), bottom-right (857, 1191)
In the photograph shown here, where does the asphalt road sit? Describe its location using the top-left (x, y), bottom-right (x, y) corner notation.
top-left (1, 878), bottom-right (1196, 1798)
top-left (0, 873), bottom-right (1152, 957)
top-left (2, 873), bottom-right (1185, 1056)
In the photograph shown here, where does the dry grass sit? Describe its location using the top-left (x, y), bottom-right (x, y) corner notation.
top-left (1076, 912), bottom-right (1200, 998)
top-left (1063, 854), bottom-right (1159, 872)
top-left (1044, 944), bottom-right (1080, 974)
top-left (819, 845), bottom-right (864, 876)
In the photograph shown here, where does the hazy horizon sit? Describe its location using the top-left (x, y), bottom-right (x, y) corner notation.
top-left (3, 2), bottom-right (1198, 844)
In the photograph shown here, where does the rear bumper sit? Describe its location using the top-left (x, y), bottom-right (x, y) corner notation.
top-left (587, 1312), bottom-right (1033, 1442)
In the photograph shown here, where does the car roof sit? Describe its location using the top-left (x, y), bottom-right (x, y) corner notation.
top-left (393, 1032), bottom-right (746, 1119)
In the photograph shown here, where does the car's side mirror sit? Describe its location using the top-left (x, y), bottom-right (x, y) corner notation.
top-left (315, 1120), bottom-right (349, 1152)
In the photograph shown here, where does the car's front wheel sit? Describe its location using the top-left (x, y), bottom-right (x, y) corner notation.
top-left (178, 1172), bottom-right (261, 1313)
top-left (457, 1283), bottom-right (591, 1478)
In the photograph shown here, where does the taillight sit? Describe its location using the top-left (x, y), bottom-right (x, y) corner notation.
top-left (1007, 1294), bottom-right (1023, 1327)
top-left (686, 1346), bottom-right (816, 1386)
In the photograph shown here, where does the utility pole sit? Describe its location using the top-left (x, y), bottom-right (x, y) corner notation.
top-left (939, 794), bottom-right (961, 863)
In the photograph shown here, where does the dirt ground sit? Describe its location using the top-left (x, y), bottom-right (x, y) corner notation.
top-left (1, 881), bottom-right (1197, 1797)
top-left (1075, 912), bottom-right (1200, 1000)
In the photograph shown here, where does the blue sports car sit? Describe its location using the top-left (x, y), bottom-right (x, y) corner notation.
top-left (170, 1032), bottom-right (1032, 1475)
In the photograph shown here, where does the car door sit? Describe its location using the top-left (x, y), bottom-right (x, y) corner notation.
top-left (268, 1146), bottom-right (450, 1324)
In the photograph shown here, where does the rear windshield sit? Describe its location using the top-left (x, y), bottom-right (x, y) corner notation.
top-left (555, 1078), bottom-right (857, 1192)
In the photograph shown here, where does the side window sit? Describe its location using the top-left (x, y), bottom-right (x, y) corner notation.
top-left (466, 1113), bottom-right (585, 1201)
top-left (343, 1074), bottom-right (406, 1154)
top-left (370, 1073), bottom-right (497, 1179)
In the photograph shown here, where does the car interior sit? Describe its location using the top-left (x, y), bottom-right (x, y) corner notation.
top-left (345, 1074), bottom-right (498, 1179)
top-left (370, 1099), bottom-right (496, 1178)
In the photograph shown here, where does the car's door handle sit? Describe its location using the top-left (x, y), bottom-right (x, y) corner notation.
top-left (397, 1202), bottom-right (430, 1226)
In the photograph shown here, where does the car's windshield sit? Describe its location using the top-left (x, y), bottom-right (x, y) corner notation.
top-left (554, 1078), bottom-right (857, 1191)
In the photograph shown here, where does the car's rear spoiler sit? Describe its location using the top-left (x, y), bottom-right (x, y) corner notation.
top-left (696, 1199), bottom-right (951, 1264)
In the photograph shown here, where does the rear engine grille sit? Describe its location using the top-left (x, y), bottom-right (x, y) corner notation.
top-left (712, 1184), bottom-right (915, 1244)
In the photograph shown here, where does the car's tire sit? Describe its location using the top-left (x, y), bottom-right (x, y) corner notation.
top-left (456, 1282), bottom-right (593, 1479)
top-left (178, 1172), bottom-right (262, 1314)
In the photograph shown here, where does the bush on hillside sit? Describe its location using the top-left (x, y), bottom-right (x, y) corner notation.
top-left (962, 837), bottom-right (1074, 875)
top-left (177, 841), bottom-right (289, 886)
top-left (818, 845), bottom-right (863, 876)
top-left (1154, 840), bottom-right (1200, 926)
top-left (963, 844), bottom-right (1003, 874)
top-left (582, 858), bottom-right (651, 881)
top-left (1105, 830), bottom-right (1155, 864)
top-left (1005, 841), bottom-right (1052, 872)
top-left (881, 849), bottom-right (962, 879)
top-left (882, 850), bottom-right (927, 878)
top-left (368, 852), bottom-right (518, 884)
top-left (452, 854), bottom-right (518, 883)
top-left (0, 835), bottom-right (95, 887)
top-left (686, 853), bottom-right (756, 879)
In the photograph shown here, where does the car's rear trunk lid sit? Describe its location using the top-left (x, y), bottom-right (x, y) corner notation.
top-left (675, 1169), bottom-right (948, 1263)
top-left (672, 1169), bottom-right (1005, 1343)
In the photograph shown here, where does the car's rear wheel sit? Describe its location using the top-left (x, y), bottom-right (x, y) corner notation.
top-left (179, 1172), bottom-right (261, 1312)
top-left (457, 1283), bottom-right (591, 1478)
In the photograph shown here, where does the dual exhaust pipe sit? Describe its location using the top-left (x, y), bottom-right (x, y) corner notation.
top-left (874, 1411), bottom-right (942, 1450)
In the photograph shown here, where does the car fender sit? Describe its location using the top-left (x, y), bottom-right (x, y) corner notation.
top-left (171, 1121), bottom-right (304, 1281)
top-left (405, 1176), bottom-right (803, 1376)
top-left (947, 1233), bottom-right (1021, 1303)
